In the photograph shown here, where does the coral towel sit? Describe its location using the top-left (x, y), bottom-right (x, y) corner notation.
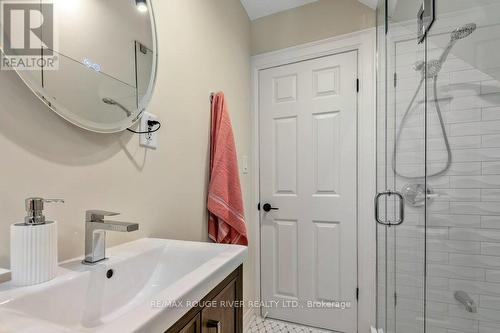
top-left (208, 92), bottom-right (248, 246)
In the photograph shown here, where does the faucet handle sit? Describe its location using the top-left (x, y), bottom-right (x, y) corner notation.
top-left (86, 210), bottom-right (120, 222)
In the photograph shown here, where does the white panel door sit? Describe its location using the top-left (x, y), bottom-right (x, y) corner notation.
top-left (259, 51), bottom-right (358, 332)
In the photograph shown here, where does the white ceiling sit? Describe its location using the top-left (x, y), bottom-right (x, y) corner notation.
top-left (240, 0), bottom-right (319, 20)
top-left (241, 0), bottom-right (378, 21)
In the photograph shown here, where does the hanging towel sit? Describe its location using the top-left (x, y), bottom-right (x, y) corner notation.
top-left (208, 92), bottom-right (248, 246)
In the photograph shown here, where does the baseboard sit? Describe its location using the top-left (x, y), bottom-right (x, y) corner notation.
top-left (243, 306), bottom-right (257, 332)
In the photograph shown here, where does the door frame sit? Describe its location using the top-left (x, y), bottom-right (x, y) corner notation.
top-left (250, 28), bottom-right (376, 332)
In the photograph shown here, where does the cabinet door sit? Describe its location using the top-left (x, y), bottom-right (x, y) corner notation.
top-left (178, 314), bottom-right (201, 333)
top-left (201, 279), bottom-right (236, 333)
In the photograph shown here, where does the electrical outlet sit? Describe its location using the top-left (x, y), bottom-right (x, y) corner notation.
top-left (139, 112), bottom-right (158, 149)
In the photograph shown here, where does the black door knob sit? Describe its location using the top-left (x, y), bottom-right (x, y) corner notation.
top-left (262, 203), bottom-right (279, 212)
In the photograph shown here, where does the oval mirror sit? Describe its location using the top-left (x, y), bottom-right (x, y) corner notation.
top-left (0, 0), bottom-right (157, 133)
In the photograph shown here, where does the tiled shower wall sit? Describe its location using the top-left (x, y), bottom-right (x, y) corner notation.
top-left (381, 10), bottom-right (500, 333)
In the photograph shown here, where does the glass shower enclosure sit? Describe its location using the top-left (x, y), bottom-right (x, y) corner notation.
top-left (376, 0), bottom-right (500, 332)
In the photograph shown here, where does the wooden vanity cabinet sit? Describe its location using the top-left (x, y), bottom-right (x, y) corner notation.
top-left (166, 265), bottom-right (243, 333)
top-left (177, 314), bottom-right (201, 333)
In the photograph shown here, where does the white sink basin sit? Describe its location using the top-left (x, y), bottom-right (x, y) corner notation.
top-left (0, 238), bottom-right (247, 332)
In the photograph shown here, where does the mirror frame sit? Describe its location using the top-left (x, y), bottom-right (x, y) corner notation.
top-left (2, 0), bottom-right (158, 134)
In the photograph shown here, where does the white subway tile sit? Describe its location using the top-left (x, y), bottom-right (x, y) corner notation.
top-left (440, 83), bottom-right (481, 98)
top-left (486, 270), bottom-right (500, 283)
top-left (450, 202), bottom-right (500, 215)
top-left (427, 214), bottom-right (480, 228)
top-left (449, 278), bottom-right (500, 296)
top-left (449, 304), bottom-right (500, 323)
top-left (482, 216), bottom-right (500, 229)
top-left (480, 322), bottom-right (500, 333)
top-left (396, 138), bottom-right (427, 152)
top-left (482, 189), bottom-right (500, 202)
top-left (480, 295), bottom-right (500, 310)
top-left (397, 226), bottom-right (449, 239)
top-left (448, 136), bottom-right (482, 149)
top-left (397, 213), bottom-right (421, 226)
top-left (428, 202), bottom-right (451, 214)
top-left (435, 189), bottom-right (481, 202)
top-left (427, 264), bottom-right (485, 281)
top-left (451, 121), bottom-right (500, 136)
top-left (482, 242), bottom-right (500, 256)
top-left (450, 228), bottom-right (500, 242)
top-left (403, 124), bottom-right (451, 140)
top-left (395, 151), bottom-right (427, 165)
top-left (396, 297), bottom-right (447, 315)
top-left (428, 239), bottom-right (480, 254)
top-left (482, 93), bottom-right (500, 109)
top-left (395, 250), bottom-right (447, 264)
top-left (444, 109), bottom-right (482, 124)
top-left (446, 162), bottom-right (481, 176)
top-left (450, 95), bottom-right (483, 111)
top-left (427, 176), bottom-right (450, 189)
top-left (450, 253), bottom-right (500, 269)
top-left (482, 80), bottom-right (500, 95)
top-left (482, 134), bottom-right (500, 148)
top-left (440, 58), bottom-right (474, 74)
top-left (427, 317), bottom-right (474, 333)
top-left (450, 176), bottom-right (500, 188)
top-left (482, 162), bottom-right (500, 175)
top-left (453, 148), bottom-right (500, 162)
top-left (450, 69), bottom-right (493, 85)
top-left (425, 310), bottom-right (478, 331)
top-left (482, 106), bottom-right (500, 121)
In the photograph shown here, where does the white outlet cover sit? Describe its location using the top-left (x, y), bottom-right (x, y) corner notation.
top-left (139, 112), bottom-right (158, 149)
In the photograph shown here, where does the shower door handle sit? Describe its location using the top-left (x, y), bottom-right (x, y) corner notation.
top-left (375, 191), bottom-right (405, 226)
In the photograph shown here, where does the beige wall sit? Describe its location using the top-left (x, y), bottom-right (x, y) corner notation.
top-left (251, 0), bottom-right (375, 55)
top-left (0, 0), bottom-right (254, 301)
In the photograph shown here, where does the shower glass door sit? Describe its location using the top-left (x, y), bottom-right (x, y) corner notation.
top-left (378, 0), bottom-right (500, 332)
top-left (377, 0), bottom-right (428, 332)
top-left (425, 1), bottom-right (500, 332)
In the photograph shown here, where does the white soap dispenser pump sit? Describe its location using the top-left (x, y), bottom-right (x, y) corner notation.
top-left (10, 197), bottom-right (64, 286)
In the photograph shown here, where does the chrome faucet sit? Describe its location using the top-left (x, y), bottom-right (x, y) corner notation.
top-left (455, 290), bottom-right (478, 313)
top-left (84, 210), bottom-right (139, 264)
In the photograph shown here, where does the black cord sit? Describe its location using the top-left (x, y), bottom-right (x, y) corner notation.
top-left (127, 120), bottom-right (161, 134)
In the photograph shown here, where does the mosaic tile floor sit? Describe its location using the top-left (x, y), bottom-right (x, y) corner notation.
top-left (246, 314), bottom-right (333, 333)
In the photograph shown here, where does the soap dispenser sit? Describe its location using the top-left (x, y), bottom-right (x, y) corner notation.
top-left (10, 197), bottom-right (64, 286)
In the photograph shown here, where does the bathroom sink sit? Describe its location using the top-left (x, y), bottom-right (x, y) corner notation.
top-left (0, 238), bottom-right (247, 332)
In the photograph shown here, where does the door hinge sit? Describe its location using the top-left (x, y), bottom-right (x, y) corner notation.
top-left (356, 287), bottom-right (359, 301)
top-left (356, 78), bottom-right (360, 92)
top-left (394, 292), bottom-right (398, 306)
top-left (394, 72), bottom-right (397, 88)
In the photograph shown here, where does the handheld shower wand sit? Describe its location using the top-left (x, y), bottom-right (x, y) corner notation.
top-left (439, 23), bottom-right (477, 68)
top-left (393, 23), bottom-right (476, 180)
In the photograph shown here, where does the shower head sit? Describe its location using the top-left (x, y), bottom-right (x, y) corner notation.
top-left (415, 23), bottom-right (478, 78)
top-left (102, 97), bottom-right (117, 105)
top-left (450, 23), bottom-right (477, 42)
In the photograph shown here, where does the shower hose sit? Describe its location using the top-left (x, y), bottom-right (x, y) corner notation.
top-left (392, 75), bottom-right (452, 179)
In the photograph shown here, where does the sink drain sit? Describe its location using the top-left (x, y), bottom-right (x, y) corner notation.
top-left (106, 269), bottom-right (114, 279)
